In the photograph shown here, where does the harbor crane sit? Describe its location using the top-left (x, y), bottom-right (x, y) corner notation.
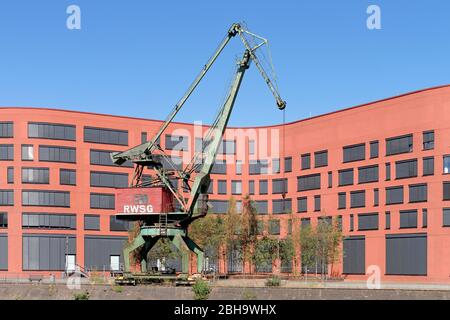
top-left (110, 23), bottom-right (286, 279)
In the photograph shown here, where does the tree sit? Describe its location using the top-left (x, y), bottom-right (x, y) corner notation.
top-left (279, 237), bottom-right (295, 273)
top-left (253, 236), bottom-right (278, 273)
top-left (238, 195), bottom-right (258, 273)
top-left (297, 224), bottom-right (317, 280)
top-left (189, 214), bottom-right (226, 272)
top-left (315, 217), bottom-right (342, 278)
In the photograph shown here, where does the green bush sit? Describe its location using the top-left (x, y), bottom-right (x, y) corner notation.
top-left (73, 290), bottom-right (90, 300)
top-left (265, 276), bottom-right (281, 287)
top-left (192, 279), bottom-right (211, 300)
top-left (242, 289), bottom-right (257, 300)
top-left (112, 285), bottom-right (123, 293)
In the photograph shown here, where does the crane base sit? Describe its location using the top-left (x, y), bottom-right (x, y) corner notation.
top-left (123, 227), bottom-right (204, 274)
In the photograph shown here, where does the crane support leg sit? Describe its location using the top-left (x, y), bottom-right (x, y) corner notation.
top-left (139, 237), bottom-right (159, 272)
top-left (172, 234), bottom-right (191, 274)
top-left (123, 233), bottom-right (159, 273)
top-left (123, 233), bottom-right (146, 273)
top-left (183, 236), bottom-right (204, 273)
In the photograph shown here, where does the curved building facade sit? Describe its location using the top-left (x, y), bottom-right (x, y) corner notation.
top-left (1, 85), bottom-right (450, 283)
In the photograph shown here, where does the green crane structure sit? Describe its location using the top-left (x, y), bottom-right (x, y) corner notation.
top-left (110, 23), bottom-right (286, 275)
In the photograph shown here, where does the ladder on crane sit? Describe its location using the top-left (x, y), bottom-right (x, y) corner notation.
top-left (159, 213), bottom-right (168, 236)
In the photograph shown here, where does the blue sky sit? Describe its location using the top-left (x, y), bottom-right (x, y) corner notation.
top-left (0, 1), bottom-right (449, 126)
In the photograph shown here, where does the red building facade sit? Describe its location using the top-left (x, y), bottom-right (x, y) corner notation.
top-left (0, 85), bottom-right (450, 283)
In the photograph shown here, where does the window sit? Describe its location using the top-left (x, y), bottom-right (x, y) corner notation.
top-left (272, 199), bottom-right (292, 214)
top-left (444, 156), bottom-right (450, 174)
top-left (141, 132), bottom-right (147, 143)
top-left (231, 180), bottom-right (242, 195)
top-left (423, 157), bottom-right (434, 176)
top-left (28, 122), bottom-right (76, 141)
top-left (443, 208), bottom-right (450, 227)
top-left (218, 140), bottom-right (235, 155)
top-left (350, 214), bottom-right (354, 231)
top-left (386, 186), bottom-right (404, 205)
top-left (110, 216), bottom-right (130, 232)
top-left (22, 168), bottom-right (49, 184)
top-left (22, 190), bottom-right (70, 207)
top-left (314, 195), bottom-right (321, 212)
top-left (386, 134), bottom-right (413, 156)
top-left (269, 220), bottom-right (280, 235)
top-left (338, 169), bottom-right (353, 186)
top-left (0, 190), bottom-right (13, 206)
top-left (338, 192), bottom-right (346, 209)
top-left (7, 167), bottom-right (14, 184)
top-left (60, 169), bottom-right (76, 186)
top-left (0, 144), bottom-right (13, 161)
top-left (297, 197), bottom-right (307, 213)
top-left (318, 216), bottom-right (332, 226)
top-left (90, 193), bottom-right (115, 209)
top-left (235, 161), bottom-right (242, 175)
top-left (386, 234), bottom-right (427, 276)
top-left (247, 140), bottom-right (255, 156)
top-left (385, 163), bottom-right (391, 181)
top-left (409, 184), bottom-right (427, 203)
top-left (39, 145), bottom-right (76, 163)
top-left (90, 171), bottom-right (128, 188)
top-left (165, 135), bottom-right (189, 151)
top-left (301, 218), bottom-right (311, 227)
top-left (301, 154), bottom-right (311, 170)
top-left (297, 174), bottom-right (320, 191)
top-left (314, 150), bottom-right (328, 167)
top-left (22, 234), bottom-right (76, 271)
top-left (211, 160), bottom-right (227, 174)
top-left (84, 215), bottom-right (100, 231)
top-left (209, 200), bottom-right (228, 214)
top-left (370, 141), bottom-right (379, 158)
top-left (272, 178), bottom-right (288, 194)
top-left (374, 189), bottom-right (379, 206)
top-left (0, 122), bottom-right (13, 138)
top-left (284, 157), bottom-right (292, 172)
top-left (248, 180), bottom-right (255, 195)
top-left (443, 182), bottom-right (450, 200)
top-left (254, 200), bottom-right (268, 215)
top-left (0, 213), bottom-right (7, 228)
top-left (423, 131), bottom-right (434, 150)
top-left (400, 210), bottom-right (418, 229)
top-left (422, 209), bottom-right (427, 228)
top-left (328, 171), bottom-right (332, 188)
top-left (350, 190), bottom-right (365, 208)
top-left (385, 212), bottom-right (391, 229)
top-left (272, 158), bottom-right (280, 174)
top-left (22, 213), bottom-right (76, 230)
top-left (358, 213), bottom-right (379, 231)
top-left (249, 160), bottom-right (269, 175)
top-left (259, 180), bottom-right (268, 195)
top-left (218, 180), bottom-right (227, 195)
top-left (395, 159), bottom-right (417, 179)
top-left (22, 145), bottom-right (34, 161)
top-left (84, 126), bottom-right (128, 146)
top-left (90, 149), bottom-right (133, 167)
top-left (358, 165), bottom-right (378, 184)
top-left (343, 144), bottom-right (365, 163)
top-left (343, 236), bottom-right (365, 274)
